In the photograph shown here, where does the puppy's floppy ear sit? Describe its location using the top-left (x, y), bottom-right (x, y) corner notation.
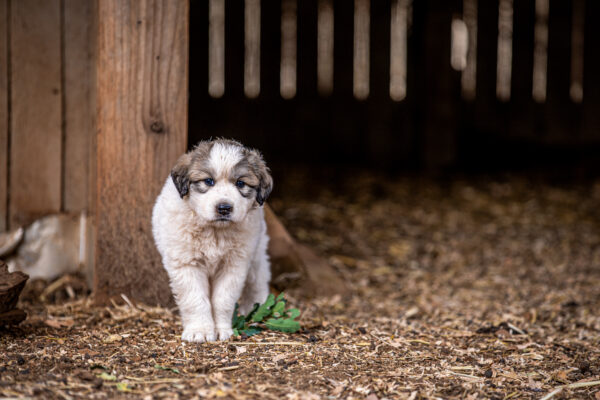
top-left (247, 149), bottom-right (273, 206)
top-left (171, 153), bottom-right (192, 198)
top-left (256, 168), bottom-right (273, 206)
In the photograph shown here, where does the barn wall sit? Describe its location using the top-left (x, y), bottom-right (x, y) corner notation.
top-left (0, 0), bottom-right (95, 232)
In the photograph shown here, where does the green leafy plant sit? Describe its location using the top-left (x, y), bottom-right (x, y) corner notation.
top-left (232, 293), bottom-right (301, 337)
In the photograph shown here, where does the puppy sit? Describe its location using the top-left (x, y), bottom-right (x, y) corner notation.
top-left (152, 139), bottom-right (273, 342)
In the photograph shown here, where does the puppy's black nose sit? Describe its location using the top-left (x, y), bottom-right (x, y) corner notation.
top-left (217, 203), bottom-right (233, 216)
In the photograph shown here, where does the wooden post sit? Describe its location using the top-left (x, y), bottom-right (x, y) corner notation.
top-left (94, 0), bottom-right (189, 305)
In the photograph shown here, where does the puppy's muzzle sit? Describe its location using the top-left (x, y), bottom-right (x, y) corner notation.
top-left (216, 202), bottom-right (233, 217)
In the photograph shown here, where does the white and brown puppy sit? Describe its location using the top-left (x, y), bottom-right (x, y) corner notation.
top-left (152, 139), bottom-right (273, 342)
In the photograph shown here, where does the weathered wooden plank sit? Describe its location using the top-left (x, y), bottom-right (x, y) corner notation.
top-left (95, 0), bottom-right (189, 306)
top-left (9, 0), bottom-right (62, 228)
top-left (0, 0), bottom-right (8, 232)
top-left (63, 0), bottom-right (94, 213)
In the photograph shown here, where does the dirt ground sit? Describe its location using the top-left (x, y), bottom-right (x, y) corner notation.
top-left (2, 171), bottom-right (600, 399)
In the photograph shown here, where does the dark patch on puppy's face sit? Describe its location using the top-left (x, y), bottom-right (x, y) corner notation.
top-left (238, 148), bottom-right (273, 206)
top-left (171, 141), bottom-right (215, 198)
top-left (171, 153), bottom-right (192, 198)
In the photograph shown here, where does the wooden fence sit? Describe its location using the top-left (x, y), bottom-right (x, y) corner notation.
top-left (0, 0), bottom-right (95, 232)
top-left (189, 0), bottom-right (600, 169)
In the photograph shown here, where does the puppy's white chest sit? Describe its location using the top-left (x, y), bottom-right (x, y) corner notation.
top-left (188, 226), bottom-right (255, 272)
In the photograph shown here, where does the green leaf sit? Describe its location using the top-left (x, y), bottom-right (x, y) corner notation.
top-left (244, 303), bottom-right (260, 322)
top-left (154, 364), bottom-right (180, 374)
top-left (233, 314), bottom-right (245, 330)
top-left (272, 301), bottom-right (286, 317)
top-left (240, 326), bottom-right (263, 337)
top-left (264, 318), bottom-right (301, 333)
top-left (232, 303), bottom-right (246, 330)
top-left (275, 292), bottom-right (286, 303)
top-left (252, 294), bottom-right (275, 322)
top-left (231, 292), bottom-right (302, 336)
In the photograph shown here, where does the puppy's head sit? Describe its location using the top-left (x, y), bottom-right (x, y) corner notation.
top-left (171, 139), bottom-right (273, 225)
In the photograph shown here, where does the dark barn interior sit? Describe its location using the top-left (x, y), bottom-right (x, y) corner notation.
top-left (189, 0), bottom-right (600, 176)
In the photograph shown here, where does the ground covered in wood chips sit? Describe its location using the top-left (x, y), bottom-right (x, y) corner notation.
top-left (2, 171), bottom-right (600, 399)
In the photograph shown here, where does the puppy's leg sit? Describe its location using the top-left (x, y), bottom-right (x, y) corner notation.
top-left (211, 262), bottom-right (249, 341)
top-left (168, 265), bottom-right (216, 342)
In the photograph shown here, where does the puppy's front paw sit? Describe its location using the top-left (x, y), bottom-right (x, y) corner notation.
top-left (181, 325), bottom-right (216, 343)
top-left (216, 326), bottom-right (234, 341)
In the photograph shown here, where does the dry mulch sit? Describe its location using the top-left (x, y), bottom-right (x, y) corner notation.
top-left (1, 172), bottom-right (600, 399)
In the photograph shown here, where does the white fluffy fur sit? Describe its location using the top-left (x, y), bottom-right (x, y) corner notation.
top-left (152, 142), bottom-right (271, 342)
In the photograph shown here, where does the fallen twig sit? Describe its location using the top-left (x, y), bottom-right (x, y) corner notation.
top-left (540, 380), bottom-right (600, 400)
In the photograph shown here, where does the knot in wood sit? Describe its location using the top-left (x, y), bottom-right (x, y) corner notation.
top-left (150, 121), bottom-right (165, 134)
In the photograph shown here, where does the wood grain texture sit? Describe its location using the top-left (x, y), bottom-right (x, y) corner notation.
top-left (0, 0), bottom-right (8, 232)
top-left (63, 0), bottom-right (94, 213)
top-left (9, 0), bottom-right (62, 228)
top-left (94, 0), bottom-right (188, 306)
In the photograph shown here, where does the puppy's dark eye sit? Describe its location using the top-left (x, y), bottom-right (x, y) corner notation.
top-left (236, 180), bottom-right (245, 189)
top-left (204, 178), bottom-right (215, 186)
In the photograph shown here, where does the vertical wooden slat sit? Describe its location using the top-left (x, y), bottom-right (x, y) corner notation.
top-left (63, 0), bottom-right (94, 213)
top-left (9, 0), bottom-right (62, 228)
top-left (280, 0), bottom-right (297, 99)
top-left (0, 0), bottom-right (7, 232)
top-left (95, 0), bottom-right (189, 305)
top-left (244, 0), bottom-right (261, 98)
